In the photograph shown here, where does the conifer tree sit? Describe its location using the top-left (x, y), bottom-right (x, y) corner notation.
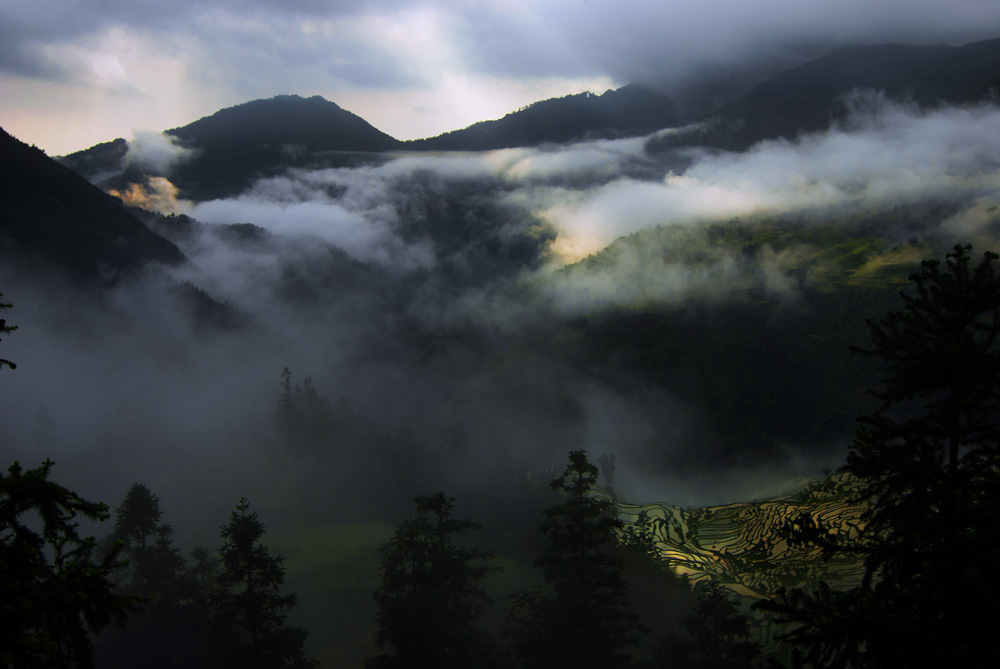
top-left (659, 580), bottom-right (759, 669)
top-left (109, 483), bottom-right (185, 597)
top-left (367, 491), bottom-right (499, 669)
top-left (95, 484), bottom-right (202, 669)
top-left (758, 245), bottom-right (1000, 666)
top-left (276, 367), bottom-right (297, 431)
top-left (507, 450), bottom-right (645, 669)
top-left (216, 498), bottom-right (316, 669)
top-left (0, 460), bottom-right (139, 668)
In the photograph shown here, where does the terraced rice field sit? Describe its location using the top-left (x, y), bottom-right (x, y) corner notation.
top-left (615, 473), bottom-right (867, 599)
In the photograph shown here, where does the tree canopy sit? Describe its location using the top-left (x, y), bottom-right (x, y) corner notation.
top-left (0, 459), bottom-right (139, 669)
top-left (108, 483), bottom-right (186, 597)
top-left (216, 498), bottom-right (316, 669)
top-left (507, 450), bottom-right (645, 669)
top-left (759, 245), bottom-right (1000, 667)
top-left (659, 580), bottom-right (759, 669)
top-left (367, 491), bottom-right (499, 669)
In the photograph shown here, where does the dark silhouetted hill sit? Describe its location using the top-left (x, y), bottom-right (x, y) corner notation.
top-left (166, 94), bottom-right (402, 200)
top-left (61, 95), bottom-right (402, 201)
top-left (654, 36), bottom-right (1000, 152)
top-left (57, 137), bottom-right (129, 181)
top-left (0, 127), bottom-right (185, 280)
top-left (57, 36), bottom-right (1000, 198)
top-left (408, 84), bottom-right (679, 151)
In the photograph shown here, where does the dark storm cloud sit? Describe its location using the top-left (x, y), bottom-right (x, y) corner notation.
top-left (459, 0), bottom-right (1000, 89)
top-left (0, 0), bottom-right (399, 84)
top-left (4, 0), bottom-right (999, 91)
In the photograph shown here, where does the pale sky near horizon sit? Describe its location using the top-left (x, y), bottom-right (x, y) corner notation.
top-left (1, 0), bottom-right (999, 155)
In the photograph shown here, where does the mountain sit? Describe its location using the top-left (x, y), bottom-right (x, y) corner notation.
top-left (60, 87), bottom-right (678, 200)
top-left (60, 95), bottom-right (403, 201)
top-left (409, 83), bottom-right (679, 151)
top-left (655, 36), bottom-right (1000, 152)
top-left (0, 127), bottom-right (184, 280)
top-left (57, 35), bottom-right (1000, 200)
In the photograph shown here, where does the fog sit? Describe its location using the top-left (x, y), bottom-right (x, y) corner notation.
top-left (3, 94), bottom-right (1000, 548)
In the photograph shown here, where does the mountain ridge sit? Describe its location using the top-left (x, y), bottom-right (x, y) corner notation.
top-left (59, 94), bottom-right (402, 202)
top-left (407, 83), bottom-right (679, 151)
top-left (55, 34), bottom-right (1000, 201)
top-left (654, 35), bottom-right (1000, 152)
top-left (0, 126), bottom-right (185, 280)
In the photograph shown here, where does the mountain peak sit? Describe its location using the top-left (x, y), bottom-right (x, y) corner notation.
top-left (165, 93), bottom-right (383, 147)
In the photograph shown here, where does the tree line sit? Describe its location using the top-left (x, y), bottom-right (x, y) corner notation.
top-left (0, 465), bottom-right (316, 669)
top-left (0, 452), bottom-right (753, 669)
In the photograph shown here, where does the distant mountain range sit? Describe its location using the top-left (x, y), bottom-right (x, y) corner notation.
top-left (55, 35), bottom-right (1000, 201)
top-left (58, 86), bottom-right (679, 201)
top-left (656, 35), bottom-right (1000, 152)
top-left (4, 34), bottom-right (999, 285)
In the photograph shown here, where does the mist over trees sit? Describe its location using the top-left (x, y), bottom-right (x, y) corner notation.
top-left (6, 238), bottom-right (1000, 666)
top-left (92, 491), bottom-right (317, 669)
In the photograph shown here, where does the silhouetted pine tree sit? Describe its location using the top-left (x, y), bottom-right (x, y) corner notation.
top-left (94, 484), bottom-right (210, 669)
top-left (275, 368), bottom-right (335, 447)
top-left (615, 510), bottom-right (696, 664)
top-left (276, 367), bottom-right (298, 432)
top-left (108, 483), bottom-right (185, 596)
top-left (215, 498), bottom-right (316, 669)
top-left (758, 245), bottom-right (1000, 667)
top-left (367, 491), bottom-right (499, 669)
top-left (0, 460), bottom-right (139, 668)
top-left (506, 450), bottom-right (645, 669)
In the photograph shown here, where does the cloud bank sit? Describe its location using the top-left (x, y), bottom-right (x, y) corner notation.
top-left (179, 96), bottom-right (1000, 275)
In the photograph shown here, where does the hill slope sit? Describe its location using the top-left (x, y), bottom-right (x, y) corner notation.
top-left (0, 127), bottom-right (184, 279)
top-left (616, 472), bottom-right (865, 599)
top-left (60, 95), bottom-right (402, 201)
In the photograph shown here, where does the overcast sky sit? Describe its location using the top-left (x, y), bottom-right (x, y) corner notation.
top-left (1, 0), bottom-right (999, 155)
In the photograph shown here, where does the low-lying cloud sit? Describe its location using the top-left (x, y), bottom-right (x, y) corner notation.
top-left (536, 96), bottom-right (1000, 259)
top-left (124, 130), bottom-right (195, 175)
top-left (175, 95), bottom-right (1000, 321)
top-left (110, 176), bottom-right (191, 215)
top-left (6, 95), bottom-right (1000, 532)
